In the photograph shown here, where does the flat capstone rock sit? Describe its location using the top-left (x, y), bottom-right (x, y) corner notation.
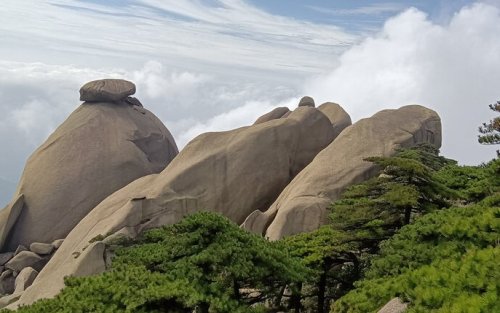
top-left (79, 79), bottom-right (136, 103)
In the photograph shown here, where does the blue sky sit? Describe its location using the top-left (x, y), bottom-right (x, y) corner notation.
top-left (0, 0), bottom-right (499, 206)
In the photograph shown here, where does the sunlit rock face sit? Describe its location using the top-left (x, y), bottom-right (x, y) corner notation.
top-left (244, 105), bottom-right (441, 240)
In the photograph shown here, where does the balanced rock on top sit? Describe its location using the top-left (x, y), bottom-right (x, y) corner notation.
top-left (79, 79), bottom-right (136, 102)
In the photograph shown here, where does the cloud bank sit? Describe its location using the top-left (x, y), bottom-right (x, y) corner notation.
top-left (304, 2), bottom-right (500, 164)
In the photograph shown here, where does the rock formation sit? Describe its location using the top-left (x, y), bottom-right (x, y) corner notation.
top-left (243, 105), bottom-right (441, 240)
top-left (14, 103), bottom-right (352, 307)
top-left (0, 79), bottom-right (178, 251)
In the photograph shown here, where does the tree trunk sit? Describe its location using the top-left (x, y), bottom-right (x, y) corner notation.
top-left (233, 279), bottom-right (240, 301)
top-left (290, 283), bottom-right (302, 313)
top-left (317, 267), bottom-right (327, 313)
top-left (198, 302), bottom-right (209, 313)
top-left (404, 207), bottom-right (411, 225)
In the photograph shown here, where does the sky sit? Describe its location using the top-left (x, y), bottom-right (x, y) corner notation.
top-left (0, 0), bottom-right (499, 206)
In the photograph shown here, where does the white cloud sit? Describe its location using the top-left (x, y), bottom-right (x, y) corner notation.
top-left (304, 3), bottom-right (500, 164)
top-left (176, 98), bottom-right (296, 147)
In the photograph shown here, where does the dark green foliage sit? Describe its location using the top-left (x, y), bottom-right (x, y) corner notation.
top-left (10, 212), bottom-right (307, 313)
top-left (478, 101), bottom-right (500, 156)
top-left (331, 194), bottom-right (500, 312)
top-left (330, 146), bottom-right (455, 253)
top-left (435, 158), bottom-right (500, 203)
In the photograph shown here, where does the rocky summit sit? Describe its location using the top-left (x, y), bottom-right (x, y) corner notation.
top-left (0, 82), bottom-right (454, 312)
top-left (0, 79), bottom-right (179, 251)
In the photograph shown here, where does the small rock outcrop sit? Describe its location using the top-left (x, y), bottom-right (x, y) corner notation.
top-left (298, 96), bottom-right (315, 107)
top-left (0, 79), bottom-right (179, 251)
top-left (14, 105), bottom-right (352, 307)
top-left (243, 105), bottom-right (441, 240)
top-left (0, 239), bottom-right (62, 307)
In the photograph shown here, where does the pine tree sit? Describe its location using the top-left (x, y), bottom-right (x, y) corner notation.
top-left (478, 100), bottom-right (500, 156)
top-left (10, 212), bottom-right (307, 313)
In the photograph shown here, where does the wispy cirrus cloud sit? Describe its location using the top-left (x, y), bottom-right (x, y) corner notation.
top-left (0, 0), bottom-right (358, 75)
top-left (307, 3), bottom-right (406, 16)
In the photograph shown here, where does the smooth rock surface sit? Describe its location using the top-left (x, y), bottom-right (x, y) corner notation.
top-left (16, 106), bottom-right (345, 306)
top-left (253, 107), bottom-right (290, 125)
top-left (378, 298), bottom-right (408, 313)
top-left (0, 95), bottom-right (178, 250)
top-left (317, 102), bottom-right (352, 135)
top-left (79, 79), bottom-right (136, 102)
top-left (244, 105), bottom-right (441, 240)
top-left (29, 243), bottom-right (54, 255)
top-left (5, 251), bottom-right (42, 272)
top-left (14, 267), bottom-right (38, 293)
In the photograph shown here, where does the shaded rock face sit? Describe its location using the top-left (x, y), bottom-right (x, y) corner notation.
top-left (243, 105), bottom-right (442, 240)
top-left (15, 106), bottom-right (350, 307)
top-left (0, 81), bottom-right (179, 251)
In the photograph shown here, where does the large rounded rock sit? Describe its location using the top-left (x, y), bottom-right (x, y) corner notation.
top-left (79, 79), bottom-right (136, 102)
top-left (14, 106), bottom-right (350, 307)
top-left (0, 82), bottom-right (179, 251)
top-left (243, 105), bottom-right (441, 240)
